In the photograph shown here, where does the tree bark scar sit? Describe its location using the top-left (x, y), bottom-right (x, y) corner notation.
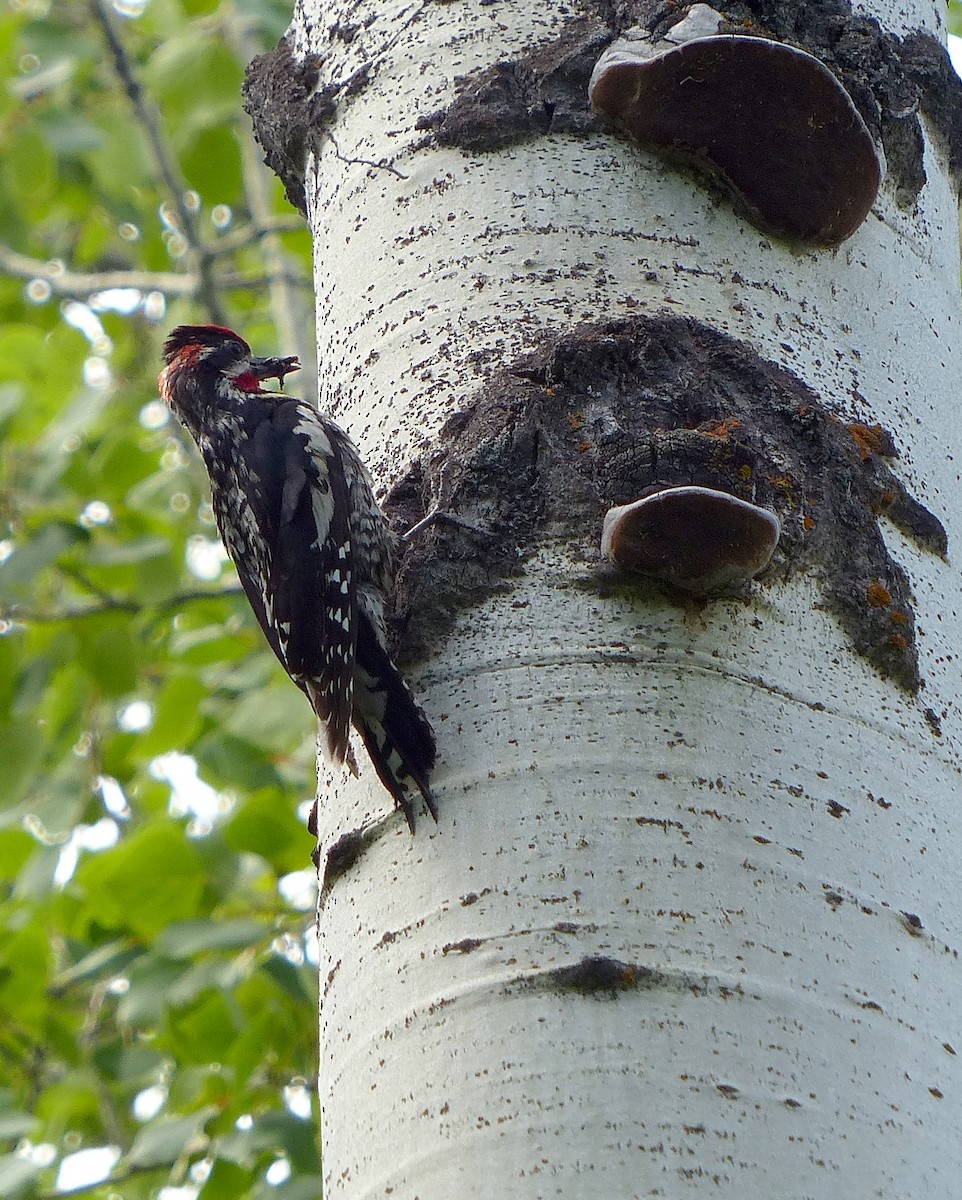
top-left (243, 37), bottom-right (330, 215)
top-left (387, 314), bottom-right (946, 692)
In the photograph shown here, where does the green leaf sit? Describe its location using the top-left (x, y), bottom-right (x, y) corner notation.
top-left (258, 956), bottom-right (314, 1008)
top-left (127, 1108), bottom-right (216, 1169)
top-left (167, 989), bottom-right (239, 1059)
top-left (225, 792), bottom-right (313, 874)
top-left (222, 685), bottom-right (309, 751)
top-left (0, 829), bottom-right (36, 881)
top-left (193, 732), bottom-right (284, 792)
top-left (181, 126), bottom-right (242, 202)
top-left (52, 939), bottom-right (140, 989)
top-left (73, 613), bottom-right (139, 696)
top-left (37, 111), bottom-right (105, 156)
top-left (155, 917), bottom-right (265, 959)
top-left (0, 127), bottom-right (55, 210)
top-left (165, 958), bottom-right (236, 1008)
top-left (0, 719), bottom-right (44, 807)
top-left (246, 1109), bottom-right (317, 1175)
top-left (85, 110), bottom-right (151, 197)
top-left (85, 535), bottom-right (171, 567)
top-left (225, 1009), bottom-right (278, 1089)
top-left (137, 671), bottom-right (207, 756)
top-left (0, 522), bottom-right (85, 592)
top-left (75, 824), bottom-right (207, 936)
top-left (0, 923), bottom-right (52, 1018)
top-left (34, 1071), bottom-right (102, 1133)
top-left (116, 956), bottom-right (183, 1026)
top-left (265, 1178), bottom-right (324, 1200)
top-left (0, 327), bottom-right (44, 386)
top-left (199, 1157), bottom-right (255, 1199)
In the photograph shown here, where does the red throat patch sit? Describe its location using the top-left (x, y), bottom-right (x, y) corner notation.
top-left (232, 370), bottom-right (264, 392)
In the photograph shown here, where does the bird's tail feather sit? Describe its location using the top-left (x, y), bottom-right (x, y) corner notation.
top-left (352, 627), bottom-right (437, 830)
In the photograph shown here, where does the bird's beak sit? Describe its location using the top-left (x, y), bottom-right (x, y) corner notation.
top-left (250, 354), bottom-right (301, 389)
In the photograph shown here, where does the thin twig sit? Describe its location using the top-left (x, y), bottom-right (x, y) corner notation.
top-left (325, 130), bottom-right (408, 179)
top-left (206, 216), bottom-right (306, 256)
top-left (59, 563), bottom-right (130, 607)
top-left (224, 10), bottom-right (316, 395)
top-left (2, 600), bottom-right (136, 624)
top-left (219, 272), bottom-right (314, 291)
top-left (89, 0), bottom-right (226, 323)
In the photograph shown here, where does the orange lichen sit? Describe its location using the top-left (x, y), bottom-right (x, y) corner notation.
top-left (566, 409), bottom-right (581, 427)
top-left (890, 610), bottom-right (910, 626)
top-left (738, 464), bottom-right (753, 479)
top-left (700, 417), bottom-right (743, 439)
top-left (887, 634), bottom-right (909, 651)
top-left (803, 515), bottom-right (815, 531)
top-left (847, 422), bottom-right (895, 460)
top-left (866, 580), bottom-right (892, 607)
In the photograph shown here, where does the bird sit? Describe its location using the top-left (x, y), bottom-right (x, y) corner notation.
top-left (159, 324), bottom-right (437, 831)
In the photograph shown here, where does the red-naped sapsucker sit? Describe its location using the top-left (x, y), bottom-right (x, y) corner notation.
top-left (159, 324), bottom-right (437, 830)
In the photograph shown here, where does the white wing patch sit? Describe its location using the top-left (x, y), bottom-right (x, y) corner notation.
top-left (293, 409), bottom-right (337, 552)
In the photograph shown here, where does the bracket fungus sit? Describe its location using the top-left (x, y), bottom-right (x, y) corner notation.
top-left (589, 9), bottom-right (883, 247)
top-left (601, 486), bottom-right (781, 594)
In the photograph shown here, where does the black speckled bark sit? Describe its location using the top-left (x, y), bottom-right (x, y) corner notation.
top-left (387, 314), bottom-right (947, 692)
top-left (244, 6), bottom-right (962, 222)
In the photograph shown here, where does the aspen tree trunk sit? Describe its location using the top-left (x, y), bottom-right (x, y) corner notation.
top-left (276, 0), bottom-right (961, 1194)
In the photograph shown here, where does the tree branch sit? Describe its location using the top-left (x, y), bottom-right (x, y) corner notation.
top-left (0, 242), bottom-right (197, 298)
top-left (89, 0), bottom-right (226, 323)
top-left (218, 272), bottom-right (314, 291)
top-left (1, 586), bottom-right (245, 625)
top-left (0, 243), bottom-right (310, 303)
top-left (224, 11), bottom-right (317, 396)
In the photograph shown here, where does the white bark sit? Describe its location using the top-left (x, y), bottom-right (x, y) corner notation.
top-left (295, 0), bottom-right (962, 1195)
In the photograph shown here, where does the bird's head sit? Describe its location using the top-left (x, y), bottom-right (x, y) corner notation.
top-left (160, 324), bottom-right (300, 398)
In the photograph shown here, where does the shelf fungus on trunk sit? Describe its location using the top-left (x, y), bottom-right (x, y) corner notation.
top-left (588, 5), bottom-right (883, 247)
top-left (387, 315), bottom-right (945, 691)
top-left (601, 486), bottom-right (780, 594)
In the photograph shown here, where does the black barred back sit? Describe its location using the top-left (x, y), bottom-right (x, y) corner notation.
top-left (159, 324), bottom-right (437, 828)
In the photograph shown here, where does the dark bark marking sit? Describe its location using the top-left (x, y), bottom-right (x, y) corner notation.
top-left (419, 19), bottom-right (613, 152)
top-left (514, 955), bottom-right (747, 999)
top-left (426, 2), bottom-right (962, 214)
top-left (548, 955), bottom-right (649, 994)
top-left (321, 825), bottom-right (379, 896)
top-left (387, 314), bottom-right (947, 692)
top-left (243, 37), bottom-right (330, 215)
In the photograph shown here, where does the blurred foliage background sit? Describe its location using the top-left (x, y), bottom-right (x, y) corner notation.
top-left (0, 0), bottom-right (319, 1196)
top-left (0, 1), bottom-right (960, 1198)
